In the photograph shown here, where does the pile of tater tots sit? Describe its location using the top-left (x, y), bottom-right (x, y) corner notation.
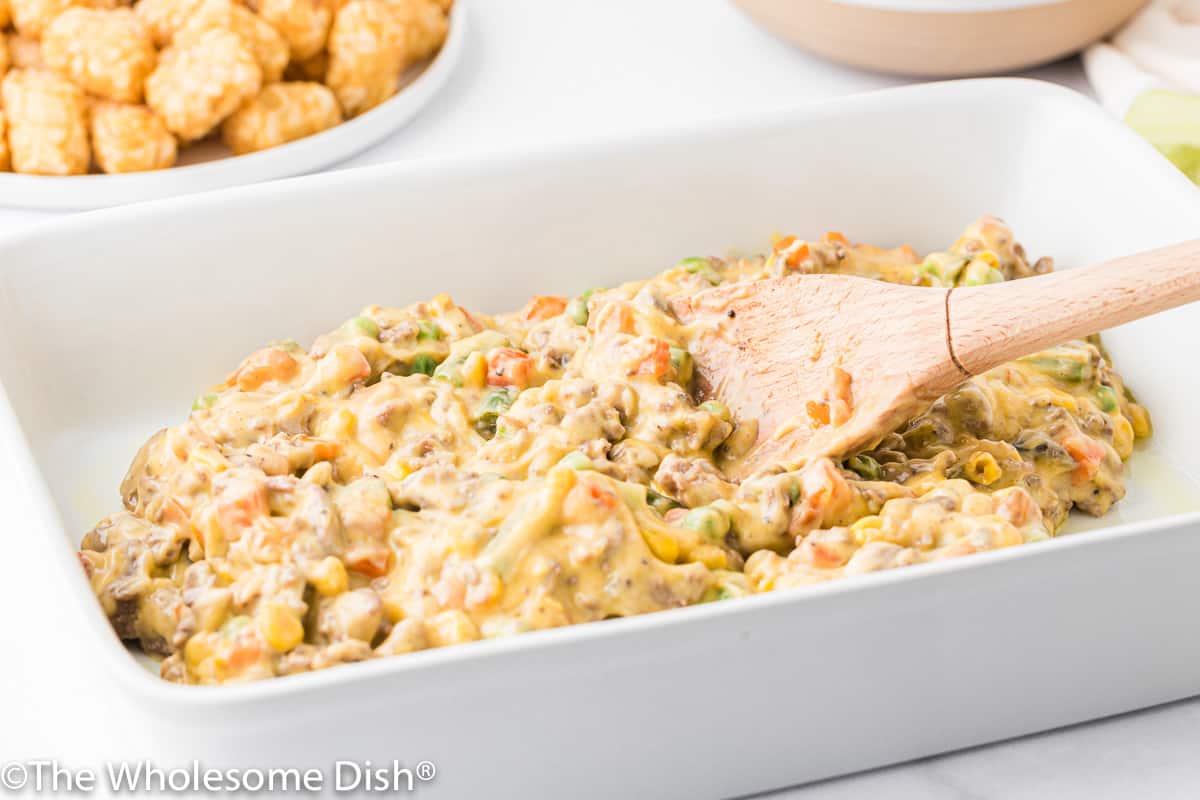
top-left (0, 0), bottom-right (450, 175)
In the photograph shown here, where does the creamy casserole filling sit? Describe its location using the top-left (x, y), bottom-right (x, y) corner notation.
top-left (78, 216), bottom-right (1151, 684)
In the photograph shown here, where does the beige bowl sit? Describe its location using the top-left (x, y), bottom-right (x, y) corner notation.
top-left (732, 0), bottom-right (1149, 77)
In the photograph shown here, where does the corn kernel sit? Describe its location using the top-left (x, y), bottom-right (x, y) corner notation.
top-left (184, 633), bottom-right (216, 666)
top-left (260, 601), bottom-right (304, 652)
top-left (642, 529), bottom-right (679, 563)
top-left (976, 250), bottom-right (1000, 268)
top-left (1128, 403), bottom-right (1152, 439)
top-left (424, 609), bottom-right (479, 647)
top-left (462, 351), bottom-right (487, 389)
top-left (850, 514), bottom-right (883, 544)
top-left (307, 556), bottom-right (349, 596)
top-left (1112, 415), bottom-right (1134, 460)
top-left (964, 451), bottom-right (1002, 486)
top-left (690, 544), bottom-right (727, 570)
top-left (1043, 388), bottom-right (1078, 413)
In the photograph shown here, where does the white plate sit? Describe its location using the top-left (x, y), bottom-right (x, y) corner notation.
top-left (0, 0), bottom-right (466, 211)
top-left (0, 79), bottom-right (1199, 799)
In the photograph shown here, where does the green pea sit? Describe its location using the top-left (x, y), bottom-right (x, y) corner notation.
top-left (847, 453), bottom-right (882, 481)
top-left (581, 287), bottom-right (603, 301)
top-left (1094, 384), bottom-right (1120, 412)
top-left (417, 320), bottom-right (442, 341)
top-left (567, 298), bottom-right (589, 326)
top-left (559, 451), bottom-right (593, 471)
top-left (409, 353), bottom-right (437, 376)
top-left (681, 506), bottom-right (730, 539)
top-left (192, 392), bottom-right (218, 411)
top-left (670, 347), bottom-right (694, 384)
top-left (345, 316), bottom-right (379, 339)
top-left (700, 399), bottom-right (730, 422)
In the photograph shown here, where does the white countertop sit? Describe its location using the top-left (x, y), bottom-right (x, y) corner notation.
top-left (3, 2), bottom-right (1197, 798)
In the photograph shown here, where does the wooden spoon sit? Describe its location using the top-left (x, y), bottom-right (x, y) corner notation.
top-left (670, 239), bottom-right (1200, 481)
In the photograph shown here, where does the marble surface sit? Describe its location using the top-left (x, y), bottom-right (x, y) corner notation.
top-left (3, 1), bottom-right (1196, 798)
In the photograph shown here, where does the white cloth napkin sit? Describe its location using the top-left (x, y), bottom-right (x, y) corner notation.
top-left (1084, 0), bottom-right (1200, 116)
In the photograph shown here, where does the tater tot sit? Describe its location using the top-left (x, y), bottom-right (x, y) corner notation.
top-left (1, 68), bottom-right (90, 175)
top-left (285, 49), bottom-right (327, 82)
top-left (7, 34), bottom-right (44, 69)
top-left (326, 0), bottom-right (407, 117)
top-left (0, 0), bottom-right (10, 30)
top-left (385, 0), bottom-right (446, 62)
top-left (10, 0), bottom-right (119, 39)
top-left (255, 0), bottom-right (331, 60)
top-left (43, 8), bottom-right (156, 103)
top-left (0, 111), bottom-right (10, 172)
top-left (146, 27), bottom-right (262, 141)
top-left (133, 0), bottom-right (206, 46)
top-left (221, 81), bottom-right (341, 153)
top-left (90, 102), bottom-right (178, 173)
top-left (177, 0), bottom-right (290, 82)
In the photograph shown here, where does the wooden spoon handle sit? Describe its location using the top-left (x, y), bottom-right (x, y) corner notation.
top-left (947, 238), bottom-right (1200, 376)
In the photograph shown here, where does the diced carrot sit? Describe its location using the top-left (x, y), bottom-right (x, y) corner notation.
top-left (216, 477), bottom-right (268, 536)
top-left (232, 348), bottom-right (299, 391)
top-left (809, 542), bottom-right (845, 568)
top-left (322, 344), bottom-right (371, 386)
top-left (823, 231), bottom-right (849, 245)
top-left (486, 347), bottom-right (532, 387)
top-left (806, 400), bottom-right (830, 427)
top-left (587, 484), bottom-right (617, 509)
top-left (774, 234), bottom-right (797, 251)
top-left (591, 302), bottom-right (635, 335)
top-left (634, 339), bottom-right (670, 379)
top-left (346, 547), bottom-right (392, 578)
top-left (1063, 435), bottom-right (1106, 485)
top-left (827, 367), bottom-right (853, 426)
top-left (227, 640), bottom-right (262, 672)
top-left (306, 438), bottom-right (340, 463)
top-left (784, 243), bottom-right (811, 268)
top-left (520, 295), bottom-right (568, 323)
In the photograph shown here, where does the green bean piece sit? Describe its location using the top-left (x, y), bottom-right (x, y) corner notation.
top-left (647, 488), bottom-right (679, 515)
top-left (1021, 356), bottom-right (1090, 383)
top-left (961, 261), bottom-right (1004, 286)
top-left (410, 354), bottom-right (437, 376)
top-left (417, 320), bottom-right (442, 341)
top-left (670, 347), bottom-right (694, 384)
top-left (680, 257), bottom-right (723, 286)
top-left (681, 505), bottom-right (730, 539)
top-left (433, 356), bottom-right (465, 385)
top-left (559, 451), bottom-right (593, 471)
top-left (1094, 385), bottom-right (1120, 412)
top-left (699, 399), bottom-right (730, 422)
top-left (567, 298), bottom-right (589, 326)
top-left (192, 392), bottom-right (219, 411)
top-left (344, 316), bottom-right (380, 339)
top-left (847, 453), bottom-right (882, 481)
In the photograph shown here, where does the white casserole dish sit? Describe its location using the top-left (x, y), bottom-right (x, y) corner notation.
top-left (0, 79), bottom-right (1198, 799)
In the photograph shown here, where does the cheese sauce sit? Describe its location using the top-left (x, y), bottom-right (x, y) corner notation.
top-left (78, 216), bottom-right (1151, 684)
